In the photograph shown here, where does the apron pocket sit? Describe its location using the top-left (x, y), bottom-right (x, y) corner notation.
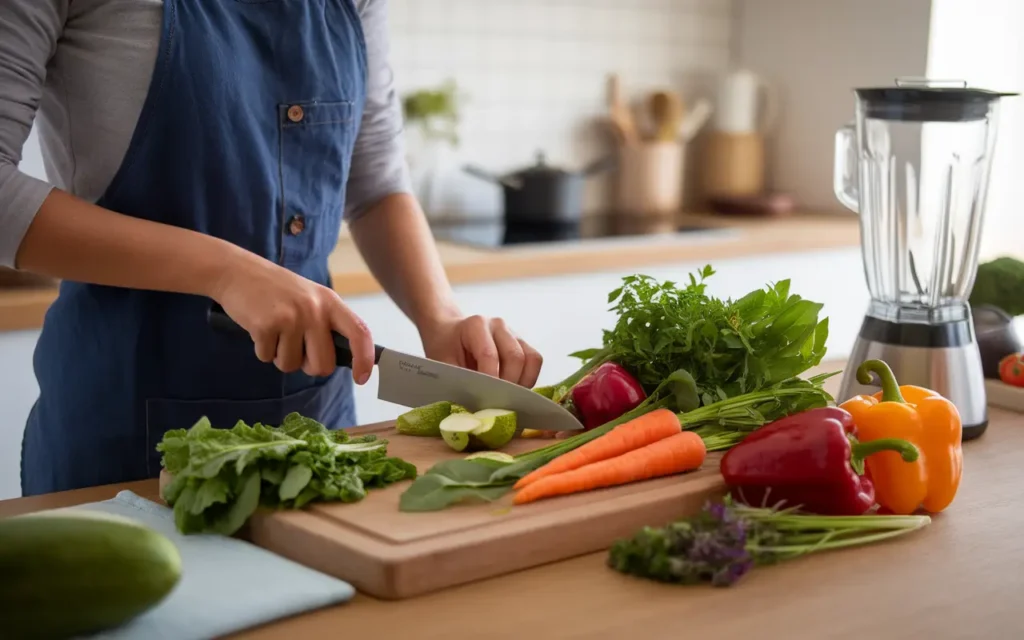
top-left (145, 369), bottom-right (357, 476)
top-left (279, 100), bottom-right (356, 266)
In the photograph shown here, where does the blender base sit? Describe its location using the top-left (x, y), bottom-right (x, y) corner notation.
top-left (836, 317), bottom-right (988, 441)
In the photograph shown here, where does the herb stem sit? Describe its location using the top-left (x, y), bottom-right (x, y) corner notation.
top-left (752, 523), bottom-right (928, 559)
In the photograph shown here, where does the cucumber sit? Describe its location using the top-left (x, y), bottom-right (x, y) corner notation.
top-left (0, 509), bottom-right (183, 639)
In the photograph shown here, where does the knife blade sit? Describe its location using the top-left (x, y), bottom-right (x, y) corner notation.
top-left (207, 304), bottom-right (584, 432)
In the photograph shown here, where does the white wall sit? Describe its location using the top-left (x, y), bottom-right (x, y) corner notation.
top-left (730, 0), bottom-right (934, 210)
top-left (389, 0), bottom-right (734, 217)
top-left (927, 0), bottom-right (1024, 262)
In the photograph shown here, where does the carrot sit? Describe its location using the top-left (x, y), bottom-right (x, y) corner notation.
top-left (512, 430), bottom-right (707, 505)
top-left (513, 408), bottom-right (681, 490)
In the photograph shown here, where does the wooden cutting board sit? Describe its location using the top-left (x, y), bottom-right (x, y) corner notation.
top-left (159, 425), bottom-right (726, 600)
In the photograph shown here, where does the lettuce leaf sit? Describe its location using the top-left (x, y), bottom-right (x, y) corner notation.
top-left (157, 412), bottom-right (417, 535)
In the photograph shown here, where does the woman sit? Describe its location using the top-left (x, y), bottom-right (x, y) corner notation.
top-left (0, 0), bottom-right (543, 496)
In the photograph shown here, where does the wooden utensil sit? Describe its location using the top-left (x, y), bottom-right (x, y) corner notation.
top-left (607, 73), bottom-right (639, 145)
top-left (646, 90), bottom-right (684, 141)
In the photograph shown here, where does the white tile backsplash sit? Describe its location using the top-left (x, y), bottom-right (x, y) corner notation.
top-left (389, 0), bottom-right (733, 218)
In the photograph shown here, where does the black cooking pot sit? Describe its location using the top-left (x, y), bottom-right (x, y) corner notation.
top-left (463, 151), bottom-right (616, 224)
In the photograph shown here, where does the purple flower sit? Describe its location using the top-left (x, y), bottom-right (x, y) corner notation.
top-left (608, 500), bottom-right (771, 587)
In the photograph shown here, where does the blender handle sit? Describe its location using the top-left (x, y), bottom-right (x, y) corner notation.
top-left (833, 122), bottom-right (859, 213)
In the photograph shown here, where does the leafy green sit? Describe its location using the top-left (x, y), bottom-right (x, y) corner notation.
top-left (398, 459), bottom-right (513, 512)
top-left (158, 413), bottom-right (417, 535)
top-left (537, 267), bottom-right (830, 410)
top-left (970, 256), bottom-right (1024, 316)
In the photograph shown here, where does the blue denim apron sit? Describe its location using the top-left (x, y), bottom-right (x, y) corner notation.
top-left (21, 0), bottom-right (367, 496)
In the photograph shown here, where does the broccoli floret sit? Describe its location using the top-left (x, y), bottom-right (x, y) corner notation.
top-left (970, 257), bottom-right (1024, 317)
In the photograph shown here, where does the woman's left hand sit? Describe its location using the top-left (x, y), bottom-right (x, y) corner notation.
top-left (420, 315), bottom-right (543, 388)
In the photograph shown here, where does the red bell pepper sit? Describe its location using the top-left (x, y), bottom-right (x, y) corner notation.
top-left (570, 362), bottom-right (647, 430)
top-left (719, 406), bottom-right (920, 516)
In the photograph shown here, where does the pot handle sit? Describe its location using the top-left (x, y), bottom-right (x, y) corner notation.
top-left (462, 164), bottom-right (522, 190)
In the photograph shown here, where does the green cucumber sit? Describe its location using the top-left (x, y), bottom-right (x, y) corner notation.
top-left (0, 509), bottom-right (182, 639)
top-left (395, 401), bottom-right (455, 437)
top-left (438, 409), bottom-right (517, 452)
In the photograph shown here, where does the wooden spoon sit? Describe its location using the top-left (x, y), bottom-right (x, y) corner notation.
top-left (607, 73), bottom-right (639, 145)
top-left (647, 90), bottom-right (684, 142)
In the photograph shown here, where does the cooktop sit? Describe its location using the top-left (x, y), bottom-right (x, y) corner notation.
top-left (427, 216), bottom-right (738, 249)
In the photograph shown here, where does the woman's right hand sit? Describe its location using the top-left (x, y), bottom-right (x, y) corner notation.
top-left (210, 249), bottom-right (376, 383)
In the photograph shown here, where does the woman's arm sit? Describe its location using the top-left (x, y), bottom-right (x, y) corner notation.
top-left (348, 194), bottom-right (462, 330)
top-left (17, 189), bottom-right (236, 296)
top-left (345, 0), bottom-right (461, 331)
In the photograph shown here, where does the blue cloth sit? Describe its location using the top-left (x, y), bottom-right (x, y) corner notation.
top-left (22, 0), bottom-right (368, 496)
top-left (66, 490), bottom-right (355, 640)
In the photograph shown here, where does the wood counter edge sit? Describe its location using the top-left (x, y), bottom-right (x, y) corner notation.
top-left (0, 213), bottom-right (860, 332)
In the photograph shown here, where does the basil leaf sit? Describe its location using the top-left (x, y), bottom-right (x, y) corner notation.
top-left (399, 473), bottom-right (512, 512)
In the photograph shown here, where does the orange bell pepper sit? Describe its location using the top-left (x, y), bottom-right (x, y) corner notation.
top-left (839, 359), bottom-right (963, 515)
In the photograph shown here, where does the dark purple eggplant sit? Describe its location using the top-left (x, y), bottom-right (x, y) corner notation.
top-left (974, 304), bottom-right (1023, 379)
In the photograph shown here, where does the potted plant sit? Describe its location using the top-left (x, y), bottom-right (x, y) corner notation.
top-left (402, 80), bottom-right (462, 219)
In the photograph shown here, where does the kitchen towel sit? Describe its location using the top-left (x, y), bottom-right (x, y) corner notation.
top-left (66, 490), bottom-right (355, 640)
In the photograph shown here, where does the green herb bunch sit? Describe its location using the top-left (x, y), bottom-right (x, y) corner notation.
top-left (159, 413), bottom-right (417, 536)
top-left (540, 266), bottom-right (829, 407)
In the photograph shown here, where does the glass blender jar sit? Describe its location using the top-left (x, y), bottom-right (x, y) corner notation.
top-left (835, 78), bottom-right (1016, 440)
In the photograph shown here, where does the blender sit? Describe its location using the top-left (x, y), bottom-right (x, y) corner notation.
top-left (834, 78), bottom-right (1017, 440)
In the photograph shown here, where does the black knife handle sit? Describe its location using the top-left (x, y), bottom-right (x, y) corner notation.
top-left (207, 303), bottom-right (384, 368)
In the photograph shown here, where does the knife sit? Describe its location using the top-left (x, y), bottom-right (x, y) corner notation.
top-left (207, 304), bottom-right (583, 432)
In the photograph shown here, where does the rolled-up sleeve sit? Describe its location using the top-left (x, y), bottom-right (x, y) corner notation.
top-left (344, 0), bottom-right (413, 221)
top-left (0, 0), bottom-right (65, 268)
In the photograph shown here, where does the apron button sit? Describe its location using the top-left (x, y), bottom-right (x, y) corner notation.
top-left (287, 105), bottom-right (304, 123)
top-left (288, 214), bottom-right (306, 235)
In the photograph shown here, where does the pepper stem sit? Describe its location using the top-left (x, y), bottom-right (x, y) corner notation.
top-left (855, 359), bottom-right (906, 403)
top-left (850, 438), bottom-right (919, 465)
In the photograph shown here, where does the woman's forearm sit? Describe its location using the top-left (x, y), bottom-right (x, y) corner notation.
top-left (15, 189), bottom-right (246, 298)
top-left (348, 193), bottom-right (462, 331)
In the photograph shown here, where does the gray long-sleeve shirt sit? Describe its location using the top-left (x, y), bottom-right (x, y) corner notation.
top-left (0, 0), bottom-right (411, 269)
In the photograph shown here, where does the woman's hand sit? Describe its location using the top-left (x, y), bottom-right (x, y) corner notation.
top-left (420, 314), bottom-right (544, 388)
top-left (211, 250), bottom-right (376, 383)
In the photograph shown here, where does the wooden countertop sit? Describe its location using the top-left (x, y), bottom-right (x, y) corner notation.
top-left (2, 365), bottom-right (1021, 639)
top-left (0, 212), bottom-right (859, 333)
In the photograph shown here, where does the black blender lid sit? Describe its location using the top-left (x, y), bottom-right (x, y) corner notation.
top-left (855, 79), bottom-right (1018, 122)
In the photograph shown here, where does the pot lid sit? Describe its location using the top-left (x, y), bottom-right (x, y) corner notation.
top-left (855, 78), bottom-right (1018, 122)
top-left (508, 151), bottom-right (573, 178)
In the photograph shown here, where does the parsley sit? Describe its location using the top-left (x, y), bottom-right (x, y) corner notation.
top-left (543, 266), bottom-right (829, 407)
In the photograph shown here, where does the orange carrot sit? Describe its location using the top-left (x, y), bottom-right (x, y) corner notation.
top-left (513, 408), bottom-right (681, 490)
top-left (512, 430), bottom-right (707, 505)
